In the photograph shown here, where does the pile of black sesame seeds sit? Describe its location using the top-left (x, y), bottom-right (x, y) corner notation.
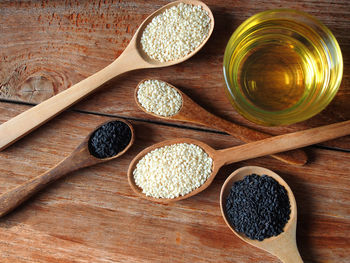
top-left (225, 174), bottom-right (291, 241)
top-left (88, 121), bottom-right (132, 159)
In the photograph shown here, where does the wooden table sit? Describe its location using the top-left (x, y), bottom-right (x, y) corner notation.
top-left (0, 1), bottom-right (349, 262)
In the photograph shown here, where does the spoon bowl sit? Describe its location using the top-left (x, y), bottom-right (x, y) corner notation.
top-left (127, 119), bottom-right (350, 203)
top-left (133, 0), bottom-right (215, 67)
top-left (0, 0), bottom-right (214, 151)
top-left (220, 166), bottom-right (302, 263)
top-left (0, 119), bottom-right (134, 217)
top-left (86, 119), bottom-right (135, 163)
top-left (127, 138), bottom-right (218, 203)
top-left (135, 79), bottom-right (307, 166)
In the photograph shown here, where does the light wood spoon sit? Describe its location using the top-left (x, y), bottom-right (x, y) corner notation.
top-left (128, 119), bottom-right (350, 203)
top-left (0, 119), bottom-right (134, 217)
top-left (220, 166), bottom-right (302, 263)
top-left (135, 79), bottom-right (307, 166)
top-left (0, 0), bottom-right (214, 151)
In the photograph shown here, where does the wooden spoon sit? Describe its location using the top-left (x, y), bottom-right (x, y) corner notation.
top-left (220, 166), bottom-right (302, 263)
top-left (0, 119), bottom-right (134, 217)
top-left (135, 79), bottom-right (307, 166)
top-left (128, 119), bottom-right (350, 203)
top-left (0, 0), bottom-right (214, 151)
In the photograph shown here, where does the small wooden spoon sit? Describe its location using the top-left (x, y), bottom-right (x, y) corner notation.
top-left (128, 119), bottom-right (350, 203)
top-left (220, 166), bottom-right (302, 263)
top-left (0, 0), bottom-right (214, 151)
top-left (135, 79), bottom-right (307, 166)
top-left (0, 119), bottom-right (134, 217)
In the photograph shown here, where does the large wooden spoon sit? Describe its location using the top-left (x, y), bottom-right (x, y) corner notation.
top-left (0, 119), bottom-right (134, 217)
top-left (135, 79), bottom-right (307, 165)
top-left (0, 0), bottom-right (214, 151)
top-left (220, 166), bottom-right (302, 263)
top-left (128, 119), bottom-right (350, 203)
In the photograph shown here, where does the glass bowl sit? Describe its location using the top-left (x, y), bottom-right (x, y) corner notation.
top-left (223, 9), bottom-right (343, 126)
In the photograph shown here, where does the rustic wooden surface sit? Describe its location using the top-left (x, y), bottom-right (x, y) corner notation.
top-left (0, 0), bottom-right (349, 262)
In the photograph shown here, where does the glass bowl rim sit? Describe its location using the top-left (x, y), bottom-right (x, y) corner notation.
top-left (222, 8), bottom-right (343, 126)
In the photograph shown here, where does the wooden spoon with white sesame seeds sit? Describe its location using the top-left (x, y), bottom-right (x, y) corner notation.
top-left (0, 119), bottom-right (134, 217)
top-left (134, 79), bottom-right (307, 166)
top-left (220, 166), bottom-right (302, 263)
top-left (127, 119), bottom-right (350, 204)
top-left (0, 0), bottom-right (214, 151)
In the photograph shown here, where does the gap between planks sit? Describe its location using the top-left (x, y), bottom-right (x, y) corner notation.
top-left (0, 98), bottom-right (349, 153)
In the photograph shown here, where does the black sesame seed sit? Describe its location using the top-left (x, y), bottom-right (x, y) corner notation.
top-left (225, 174), bottom-right (291, 241)
top-left (88, 121), bottom-right (132, 159)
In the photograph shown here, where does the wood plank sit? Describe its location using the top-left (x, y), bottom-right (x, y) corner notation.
top-left (0, 102), bottom-right (349, 262)
top-left (0, 0), bottom-right (349, 150)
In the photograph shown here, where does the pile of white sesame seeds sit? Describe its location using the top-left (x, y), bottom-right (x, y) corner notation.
top-left (133, 143), bottom-right (213, 199)
top-left (141, 3), bottom-right (211, 62)
top-left (137, 79), bottom-right (182, 117)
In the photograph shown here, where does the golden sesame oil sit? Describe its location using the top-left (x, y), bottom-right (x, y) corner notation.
top-left (224, 10), bottom-right (343, 126)
top-left (230, 21), bottom-right (324, 113)
top-left (237, 42), bottom-right (310, 111)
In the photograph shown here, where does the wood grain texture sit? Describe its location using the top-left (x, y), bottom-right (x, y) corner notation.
top-left (0, 0), bottom-right (349, 149)
top-left (0, 0), bottom-right (350, 262)
top-left (0, 0), bottom-right (215, 151)
top-left (0, 103), bottom-right (350, 262)
top-left (0, 118), bottom-right (133, 217)
top-left (135, 81), bottom-right (308, 166)
top-left (127, 120), bottom-right (350, 203)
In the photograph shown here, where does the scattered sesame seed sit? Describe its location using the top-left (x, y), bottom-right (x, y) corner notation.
top-left (141, 3), bottom-right (211, 62)
top-left (137, 79), bottom-right (182, 117)
top-left (133, 143), bottom-right (213, 199)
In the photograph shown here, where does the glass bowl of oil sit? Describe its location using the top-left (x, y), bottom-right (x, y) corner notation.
top-left (223, 9), bottom-right (343, 126)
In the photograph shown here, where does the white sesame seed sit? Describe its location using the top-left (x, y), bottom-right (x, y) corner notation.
top-left (133, 143), bottom-right (213, 199)
top-left (137, 79), bottom-right (182, 117)
top-left (141, 3), bottom-right (211, 62)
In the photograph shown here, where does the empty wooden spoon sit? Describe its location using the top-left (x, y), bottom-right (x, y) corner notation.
top-left (0, 119), bottom-right (134, 217)
top-left (128, 119), bottom-right (350, 203)
top-left (135, 79), bottom-right (307, 166)
top-left (220, 166), bottom-right (302, 263)
top-left (0, 0), bottom-right (214, 151)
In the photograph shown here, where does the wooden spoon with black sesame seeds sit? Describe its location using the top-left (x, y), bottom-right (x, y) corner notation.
top-left (0, 119), bottom-right (134, 217)
top-left (127, 119), bottom-right (350, 204)
top-left (0, 0), bottom-right (214, 151)
top-left (220, 166), bottom-right (302, 263)
top-left (135, 79), bottom-right (308, 166)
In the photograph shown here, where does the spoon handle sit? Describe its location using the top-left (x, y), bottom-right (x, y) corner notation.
top-left (217, 120), bottom-right (350, 166)
top-left (277, 244), bottom-right (303, 263)
top-left (0, 48), bottom-right (141, 152)
top-left (204, 112), bottom-right (307, 165)
top-left (0, 157), bottom-right (73, 217)
top-left (179, 99), bottom-right (307, 165)
top-left (0, 142), bottom-right (94, 217)
top-left (268, 218), bottom-right (303, 263)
